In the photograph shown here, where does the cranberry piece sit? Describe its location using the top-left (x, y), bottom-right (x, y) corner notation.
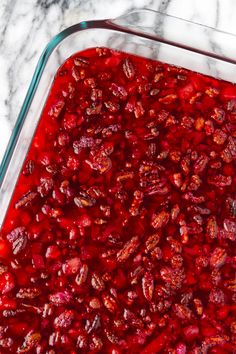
top-left (0, 272), bottom-right (15, 294)
top-left (62, 257), bottom-right (81, 275)
top-left (183, 325), bottom-right (199, 342)
top-left (0, 240), bottom-right (10, 258)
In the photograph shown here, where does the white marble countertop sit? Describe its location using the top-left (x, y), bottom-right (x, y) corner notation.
top-left (1, 0), bottom-right (236, 165)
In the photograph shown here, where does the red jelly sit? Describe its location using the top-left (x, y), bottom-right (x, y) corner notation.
top-left (0, 47), bottom-right (235, 353)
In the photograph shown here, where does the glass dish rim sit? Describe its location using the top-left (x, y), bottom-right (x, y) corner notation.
top-left (1, 7), bottom-right (236, 189)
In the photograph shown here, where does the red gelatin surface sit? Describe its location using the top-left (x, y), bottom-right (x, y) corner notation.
top-left (0, 47), bottom-right (235, 353)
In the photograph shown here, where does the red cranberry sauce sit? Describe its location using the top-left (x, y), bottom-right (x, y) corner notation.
top-left (0, 47), bottom-right (235, 353)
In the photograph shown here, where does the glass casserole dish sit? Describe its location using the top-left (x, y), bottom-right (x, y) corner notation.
top-left (0, 9), bottom-right (235, 353)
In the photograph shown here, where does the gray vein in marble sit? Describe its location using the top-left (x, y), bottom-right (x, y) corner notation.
top-left (215, 0), bottom-right (220, 29)
top-left (154, 0), bottom-right (171, 34)
top-left (0, 2), bottom-right (15, 47)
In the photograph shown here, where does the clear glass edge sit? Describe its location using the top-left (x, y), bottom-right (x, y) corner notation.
top-left (114, 8), bottom-right (236, 37)
top-left (111, 9), bottom-right (236, 64)
top-left (1, 8), bottom-right (236, 191)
